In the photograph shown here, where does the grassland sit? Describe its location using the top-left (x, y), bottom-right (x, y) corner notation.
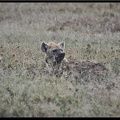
top-left (0, 3), bottom-right (120, 117)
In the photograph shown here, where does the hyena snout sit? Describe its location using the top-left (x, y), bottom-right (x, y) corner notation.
top-left (55, 52), bottom-right (65, 62)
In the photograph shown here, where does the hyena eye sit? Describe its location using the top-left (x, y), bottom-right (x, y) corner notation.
top-left (52, 49), bottom-right (57, 52)
top-left (60, 49), bottom-right (63, 52)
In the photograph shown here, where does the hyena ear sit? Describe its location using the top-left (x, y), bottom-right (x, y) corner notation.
top-left (59, 41), bottom-right (65, 49)
top-left (41, 42), bottom-right (48, 52)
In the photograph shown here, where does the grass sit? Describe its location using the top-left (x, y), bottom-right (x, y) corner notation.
top-left (0, 3), bottom-right (120, 117)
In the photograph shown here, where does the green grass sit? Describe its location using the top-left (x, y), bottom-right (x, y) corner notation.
top-left (0, 3), bottom-right (120, 117)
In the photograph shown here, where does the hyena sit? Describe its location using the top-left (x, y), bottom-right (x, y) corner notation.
top-left (41, 41), bottom-right (68, 74)
top-left (40, 41), bottom-right (109, 85)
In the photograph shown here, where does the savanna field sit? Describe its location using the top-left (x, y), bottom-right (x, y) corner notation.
top-left (0, 3), bottom-right (120, 117)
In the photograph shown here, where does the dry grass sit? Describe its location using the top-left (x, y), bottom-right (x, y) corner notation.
top-left (0, 3), bottom-right (120, 117)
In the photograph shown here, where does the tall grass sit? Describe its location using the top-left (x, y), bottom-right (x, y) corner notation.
top-left (0, 3), bottom-right (120, 117)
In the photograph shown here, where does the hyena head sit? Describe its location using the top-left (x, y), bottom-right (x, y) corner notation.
top-left (41, 41), bottom-right (65, 67)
